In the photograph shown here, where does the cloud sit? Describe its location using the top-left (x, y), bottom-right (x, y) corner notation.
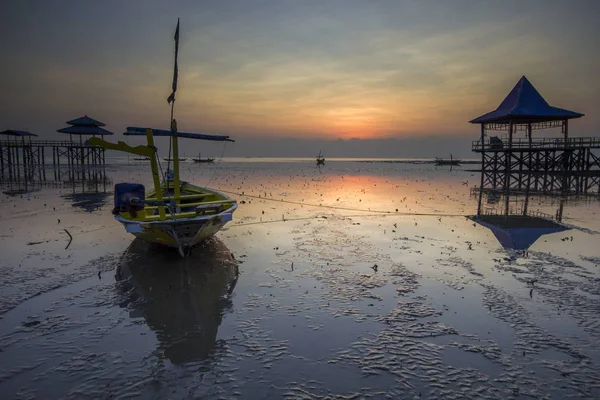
top-left (1, 0), bottom-right (598, 144)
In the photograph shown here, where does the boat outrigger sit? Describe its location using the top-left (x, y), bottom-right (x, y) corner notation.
top-left (90, 127), bottom-right (237, 256)
top-left (89, 18), bottom-right (237, 256)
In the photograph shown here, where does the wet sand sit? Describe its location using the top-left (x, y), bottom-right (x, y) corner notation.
top-left (1, 160), bottom-right (600, 399)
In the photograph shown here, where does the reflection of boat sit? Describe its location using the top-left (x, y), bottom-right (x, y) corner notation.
top-left (192, 153), bottom-right (214, 163)
top-left (434, 154), bottom-right (461, 166)
top-left (89, 19), bottom-right (237, 256)
top-left (115, 238), bottom-right (239, 365)
top-left (316, 150), bottom-right (325, 166)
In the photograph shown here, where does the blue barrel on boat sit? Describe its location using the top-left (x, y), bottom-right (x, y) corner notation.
top-left (114, 183), bottom-right (145, 208)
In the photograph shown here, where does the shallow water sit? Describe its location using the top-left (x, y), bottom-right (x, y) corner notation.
top-left (1, 160), bottom-right (599, 399)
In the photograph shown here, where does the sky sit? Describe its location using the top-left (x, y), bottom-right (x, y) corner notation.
top-left (1, 0), bottom-right (599, 157)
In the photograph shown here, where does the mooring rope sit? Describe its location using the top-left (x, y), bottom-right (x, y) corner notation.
top-left (204, 142), bottom-right (228, 188)
top-left (208, 187), bottom-right (469, 217)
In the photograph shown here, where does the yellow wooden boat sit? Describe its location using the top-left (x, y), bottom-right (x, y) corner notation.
top-left (90, 127), bottom-right (237, 256)
top-left (89, 19), bottom-right (237, 256)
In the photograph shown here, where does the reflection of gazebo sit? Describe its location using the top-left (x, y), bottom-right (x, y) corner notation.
top-left (471, 183), bottom-right (570, 250)
top-left (470, 214), bottom-right (568, 250)
top-left (57, 115), bottom-right (113, 145)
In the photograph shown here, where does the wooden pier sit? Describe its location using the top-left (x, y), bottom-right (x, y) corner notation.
top-left (1, 116), bottom-right (112, 176)
top-left (0, 139), bottom-right (106, 173)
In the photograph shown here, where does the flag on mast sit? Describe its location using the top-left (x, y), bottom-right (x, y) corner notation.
top-left (167, 18), bottom-right (180, 104)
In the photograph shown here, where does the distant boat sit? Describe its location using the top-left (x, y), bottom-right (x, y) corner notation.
top-left (133, 157), bottom-right (150, 161)
top-left (163, 157), bottom-right (188, 162)
top-left (316, 150), bottom-right (325, 166)
top-left (192, 153), bottom-right (214, 163)
top-left (435, 154), bottom-right (461, 166)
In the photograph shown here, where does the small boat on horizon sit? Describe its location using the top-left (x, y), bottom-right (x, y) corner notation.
top-left (133, 156), bottom-right (150, 161)
top-left (434, 154), bottom-right (461, 166)
top-left (163, 157), bottom-right (188, 162)
top-left (316, 150), bottom-right (325, 166)
top-left (192, 152), bottom-right (214, 163)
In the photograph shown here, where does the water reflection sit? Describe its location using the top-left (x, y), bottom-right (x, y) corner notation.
top-left (115, 238), bottom-right (239, 365)
top-left (61, 167), bottom-right (110, 212)
top-left (469, 170), bottom-right (598, 250)
top-left (1, 164), bottom-right (112, 203)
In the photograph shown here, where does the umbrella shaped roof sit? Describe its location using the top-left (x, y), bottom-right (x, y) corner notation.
top-left (0, 130), bottom-right (38, 137)
top-left (65, 115), bottom-right (106, 126)
top-left (58, 115), bottom-right (113, 136)
top-left (470, 76), bottom-right (584, 124)
top-left (470, 215), bottom-right (569, 250)
top-left (57, 125), bottom-right (114, 135)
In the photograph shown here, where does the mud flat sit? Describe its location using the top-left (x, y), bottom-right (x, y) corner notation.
top-left (1, 160), bottom-right (599, 399)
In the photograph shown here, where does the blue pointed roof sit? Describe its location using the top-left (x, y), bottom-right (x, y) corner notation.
top-left (0, 130), bottom-right (38, 137)
top-left (58, 115), bottom-right (112, 135)
top-left (65, 115), bottom-right (106, 127)
top-left (57, 125), bottom-right (114, 135)
top-left (470, 215), bottom-right (569, 250)
top-left (470, 76), bottom-right (584, 124)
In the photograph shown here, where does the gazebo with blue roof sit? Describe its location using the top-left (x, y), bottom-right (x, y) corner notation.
top-left (470, 75), bottom-right (584, 150)
top-left (57, 115), bottom-right (113, 145)
top-left (470, 75), bottom-right (600, 197)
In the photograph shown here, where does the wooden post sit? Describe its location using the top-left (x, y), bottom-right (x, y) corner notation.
top-left (477, 168), bottom-right (484, 216)
top-left (7, 144), bottom-right (12, 176)
top-left (504, 122), bottom-right (513, 192)
top-left (480, 123), bottom-right (485, 177)
top-left (146, 128), bottom-right (166, 220)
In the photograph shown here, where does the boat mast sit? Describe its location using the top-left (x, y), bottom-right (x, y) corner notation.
top-left (168, 18), bottom-right (181, 205)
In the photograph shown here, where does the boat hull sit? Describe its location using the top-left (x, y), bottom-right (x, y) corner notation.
top-left (114, 182), bottom-right (237, 250)
top-left (116, 211), bottom-right (235, 248)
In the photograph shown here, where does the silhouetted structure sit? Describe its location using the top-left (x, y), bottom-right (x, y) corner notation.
top-left (317, 150), bottom-right (325, 166)
top-left (471, 76), bottom-right (599, 195)
top-left (0, 116), bottom-right (113, 174)
top-left (57, 115), bottom-right (113, 167)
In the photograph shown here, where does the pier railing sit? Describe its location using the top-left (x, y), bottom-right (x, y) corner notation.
top-left (472, 136), bottom-right (600, 152)
top-left (0, 140), bottom-right (90, 147)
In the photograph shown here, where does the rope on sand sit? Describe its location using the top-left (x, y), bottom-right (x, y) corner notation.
top-left (210, 188), bottom-right (469, 217)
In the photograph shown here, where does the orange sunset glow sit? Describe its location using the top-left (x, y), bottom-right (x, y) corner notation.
top-left (1, 1), bottom-right (598, 152)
